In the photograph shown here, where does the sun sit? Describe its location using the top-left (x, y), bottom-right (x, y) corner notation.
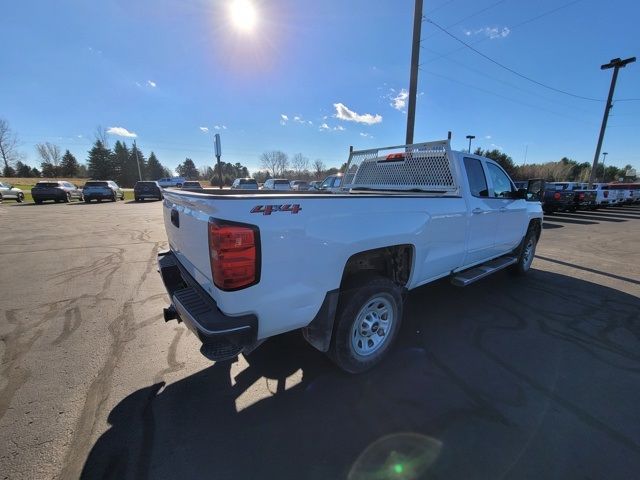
top-left (229, 0), bottom-right (257, 32)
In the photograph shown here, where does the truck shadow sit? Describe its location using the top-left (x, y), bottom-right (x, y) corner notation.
top-left (81, 270), bottom-right (640, 480)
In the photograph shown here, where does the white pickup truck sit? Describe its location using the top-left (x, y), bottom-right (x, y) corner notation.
top-left (158, 140), bottom-right (543, 372)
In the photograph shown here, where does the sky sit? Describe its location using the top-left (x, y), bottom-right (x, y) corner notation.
top-left (2, 0), bottom-right (639, 175)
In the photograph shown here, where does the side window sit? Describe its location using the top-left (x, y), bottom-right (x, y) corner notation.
top-left (486, 163), bottom-right (514, 198)
top-left (334, 177), bottom-right (341, 187)
top-left (463, 157), bottom-right (489, 197)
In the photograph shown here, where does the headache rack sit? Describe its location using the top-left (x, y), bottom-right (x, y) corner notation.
top-left (342, 140), bottom-right (459, 194)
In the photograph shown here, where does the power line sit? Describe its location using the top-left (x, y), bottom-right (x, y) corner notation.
top-left (421, 0), bottom-right (509, 42)
top-left (424, 17), bottom-right (604, 102)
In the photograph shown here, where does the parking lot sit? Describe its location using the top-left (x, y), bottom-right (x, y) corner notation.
top-left (0, 200), bottom-right (639, 479)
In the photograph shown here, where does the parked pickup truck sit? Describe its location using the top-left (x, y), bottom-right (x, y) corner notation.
top-left (158, 140), bottom-right (543, 373)
top-left (548, 182), bottom-right (597, 211)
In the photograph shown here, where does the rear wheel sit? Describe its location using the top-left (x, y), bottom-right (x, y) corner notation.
top-left (35, 198), bottom-right (42, 205)
top-left (16, 192), bottom-right (24, 203)
top-left (111, 193), bottom-right (116, 202)
top-left (510, 227), bottom-right (538, 276)
top-left (328, 276), bottom-right (403, 374)
top-left (64, 193), bottom-right (71, 203)
top-left (85, 198), bottom-right (91, 203)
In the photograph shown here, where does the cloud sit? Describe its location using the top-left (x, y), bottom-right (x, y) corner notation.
top-left (293, 115), bottom-right (303, 123)
top-left (465, 26), bottom-right (510, 39)
top-left (359, 132), bottom-right (374, 138)
top-left (319, 123), bottom-right (330, 131)
top-left (333, 103), bottom-right (382, 125)
top-left (334, 125), bottom-right (345, 131)
top-left (77, 134), bottom-right (83, 139)
top-left (199, 126), bottom-right (209, 133)
top-left (214, 125), bottom-right (227, 130)
top-left (485, 135), bottom-right (491, 139)
top-left (390, 88), bottom-right (409, 111)
top-left (147, 80), bottom-right (157, 88)
top-left (490, 143), bottom-right (504, 150)
top-left (307, 120), bottom-right (313, 125)
top-left (280, 114), bottom-right (288, 126)
top-left (107, 126), bottom-right (137, 138)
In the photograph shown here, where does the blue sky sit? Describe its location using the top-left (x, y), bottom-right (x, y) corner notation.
top-left (2, 0), bottom-right (638, 174)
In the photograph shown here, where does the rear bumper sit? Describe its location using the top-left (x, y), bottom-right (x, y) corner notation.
top-left (135, 191), bottom-right (161, 198)
top-left (84, 191), bottom-right (114, 199)
top-left (158, 250), bottom-right (257, 361)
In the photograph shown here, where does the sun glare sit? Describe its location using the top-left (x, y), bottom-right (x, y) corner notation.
top-left (230, 0), bottom-right (257, 32)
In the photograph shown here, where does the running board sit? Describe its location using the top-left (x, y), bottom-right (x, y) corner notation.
top-left (451, 256), bottom-right (517, 287)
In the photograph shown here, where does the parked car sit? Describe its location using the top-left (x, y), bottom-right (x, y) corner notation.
top-left (158, 139), bottom-right (542, 373)
top-left (591, 183), bottom-right (612, 207)
top-left (262, 179), bottom-right (291, 190)
top-left (31, 181), bottom-right (83, 204)
top-left (290, 180), bottom-right (309, 191)
top-left (134, 181), bottom-right (163, 201)
top-left (308, 181), bottom-right (322, 190)
top-left (83, 180), bottom-right (124, 202)
top-left (181, 181), bottom-right (203, 190)
top-left (547, 182), bottom-right (597, 211)
top-left (318, 173), bottom-right (343, 192)
top-left (0, 182), bottom-right (24, 202)
top-left (157, 177), bottom-right (186, 188)
top-left (231, 178), bottom-right (259, 190)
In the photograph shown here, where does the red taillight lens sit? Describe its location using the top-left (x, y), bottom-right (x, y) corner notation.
top-left (554, 192), bottom-right (561, 200)
top-left (208, 220), bottom-right (259, 291)
top-left (579, 193), bottom-right (585, 200)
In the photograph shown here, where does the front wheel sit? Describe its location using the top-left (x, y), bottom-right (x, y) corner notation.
top-left (328, 276), bottom-right (403, 374)
top-left (16, 193), bottom-right (24, 203)
top-left (510, 227), bottom-right (538, 276)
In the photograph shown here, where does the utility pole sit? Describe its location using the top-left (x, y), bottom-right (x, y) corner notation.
top-left (589, 57), bottom-right (636, 186)
top-left (133, 140), bottom-right (142, 181)
top-left (214, 133), bottom-right (223, 189)
top-left (523, 144), bottom-right (529, 166)
top-left (600, 152), bottom-right (608, 182)
top-left (405, 0), bottom-right (423, 145)
top-left (466, 135), bottom-right (475, 153)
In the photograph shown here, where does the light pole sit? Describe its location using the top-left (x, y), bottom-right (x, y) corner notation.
top-left (600, 152), bottom-right (608, 182)
top-left (405, 0), bottom-right (423, 144)
top-left (466, 135), bottom-right (475, 153)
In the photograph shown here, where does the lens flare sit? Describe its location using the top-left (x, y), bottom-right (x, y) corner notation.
top-left (229, 0), bottom-right (257, 32)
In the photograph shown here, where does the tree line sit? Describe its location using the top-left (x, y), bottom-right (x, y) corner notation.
top-left (252, 150), bottom-right (340, 183)
top-left (473, 148), bottom-right (636, 183)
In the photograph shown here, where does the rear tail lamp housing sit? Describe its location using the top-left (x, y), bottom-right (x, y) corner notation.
top-left (208, 219), bottom-right (261, 291)
top-left (554, 192), bottom-right (561, 200)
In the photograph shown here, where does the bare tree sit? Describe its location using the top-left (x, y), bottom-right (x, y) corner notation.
top-left (291, 153), bottom-right (309, 178)
top-left (36, 142), bottom-right (62, 167)
top-left (95, 125), bottom-right (109, 148)
top-left (260, 151), bottom-right (288, 177)
top-left (313, 159), bottom-right (325, 179)
top-left (0, 119), bottom-right (22, 173)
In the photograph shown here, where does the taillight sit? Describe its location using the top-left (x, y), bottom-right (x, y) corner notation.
top-left (554, 192), bottom-right (561, 200)
top-left (208, 219), bottom-right (260, 291)
top-left (579, 193), bottom-right (585, 200)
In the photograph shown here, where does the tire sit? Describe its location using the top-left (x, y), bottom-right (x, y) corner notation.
top-left (97, 198), bottom-right (102, 203)
top-left (135, 197), bottom-right (140, 202)
top-left (64, 193), bottom-right (71, 203)
top-left (35, 199), bottom-right (42, 205)
top-left (16, 193), bottom-right (24, 203)
top-left (111, 194), bottom-right (116, 202)
top-left (509, 226), bottom-right (538, 276)
top-left (85, 198), bottom-right (91, 203)
top-left (328, 276), bottom-right (404, 374)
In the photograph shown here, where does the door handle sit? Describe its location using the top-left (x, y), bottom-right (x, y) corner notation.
top-left (472, 208), bottom-right (483, 215)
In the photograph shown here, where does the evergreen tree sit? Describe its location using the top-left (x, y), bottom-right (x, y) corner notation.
top-left (125, 143), bottom-right (146, 186)
top-left (77, 164), bottom-right (88, 178)
top-left (16, 161), bottom-right (33, 177)
top-left (31, 167), bottom-right (41, 177)
top-left (111, 141), bottom-right (130, 185)
top-left (3, 165), bottom-right (16, 177)
top-left (41, 162), bottom-right (57, 177)
top-left (87, 140), bottom-right (113, 179)
top-left (60, 150), bottom-right (80, 177)
top-left (146, 152), bottom-right (166, 180)
top-left (176, 158), bottom-right (199, 179)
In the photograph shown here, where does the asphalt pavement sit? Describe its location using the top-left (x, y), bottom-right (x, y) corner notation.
top-left (0, 199), bottom-right (639, 479)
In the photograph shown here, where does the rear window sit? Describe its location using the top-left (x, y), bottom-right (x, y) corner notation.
top-left (136, 182), bottom-right (157, 186)
top-left (463, 158), bottom-right (488, 197)
top-left (274, 180), bottom-right (289, 185)
top-left (35, 182), bottom-right (60, 187)
top-left (85, 181), bottom-right (109, 187)
top-left (240, 179), bottom-right (257, 185)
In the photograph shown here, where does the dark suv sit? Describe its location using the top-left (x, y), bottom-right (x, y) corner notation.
top-left (134, 181), bottom-right (163, 201)
top-left (83, 180), bottom-right (124, 202)
top-left (31, 181), bottom-right (83, 204)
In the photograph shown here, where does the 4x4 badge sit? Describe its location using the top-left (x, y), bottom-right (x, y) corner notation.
top-left (250, 204), bottom-right (302, 215)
